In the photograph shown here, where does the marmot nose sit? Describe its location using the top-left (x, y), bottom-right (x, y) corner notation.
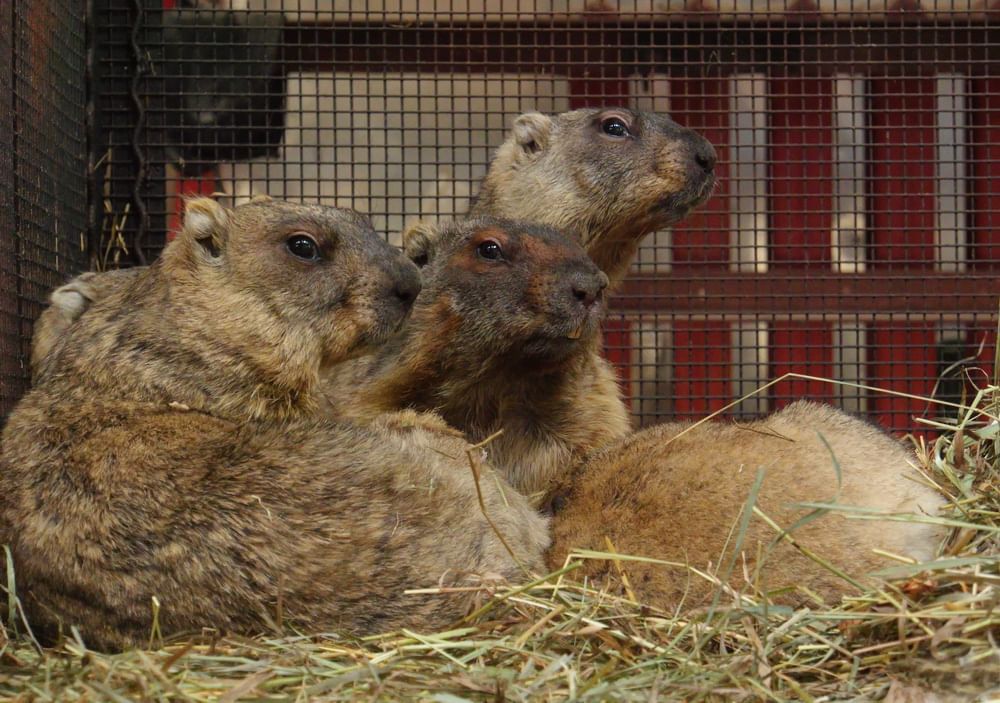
top-left (694, 141), bottom-right (717, 174)
top-left (391, 262), bottom-right (422, 308)
top-left (570, 270), bottom-right (608, 307)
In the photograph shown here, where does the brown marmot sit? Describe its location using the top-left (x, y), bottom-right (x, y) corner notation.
top-left (357, 217), bottom-right (632, 500)
top-left (360, 218), bottom-right (946, 609)
top-left (1, 197), bottom-right (548, 651)
top-left (469, 107), bottom-right (716, 286)
top-left (30, 269), bottom-right (139, 383)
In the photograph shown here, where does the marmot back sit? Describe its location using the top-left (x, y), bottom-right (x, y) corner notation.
top-left (546, 401), bottom-right (948, 610)
top-left (1, 197), bottom-right (547, 650)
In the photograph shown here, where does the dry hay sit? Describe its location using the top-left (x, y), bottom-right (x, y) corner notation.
top-left (2, 379), bottom-right (998, 702)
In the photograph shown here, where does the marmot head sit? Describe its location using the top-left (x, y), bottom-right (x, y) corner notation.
top-left (32, 198), bottom-right (423, 379)
top-left (474, 108), bottom-right (717, 283)
top-left (163, 196), bottom-right (422, 367)
top-left (31, 197), bottom-right (423, 421)
top-left (402, 217), bottom-right (608, 370)
top-left (496, 108), bottom-right (715, 227)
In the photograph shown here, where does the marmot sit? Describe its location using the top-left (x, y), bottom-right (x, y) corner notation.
top-left (469, 107), bottom-right (716, 286)
top-left (357, 217), bottom-right (631, 500)
top-left (361, 219), bottom-right (946, 608)
top-left (30, 269), bottom-right (138, 383)
top-left (1, 198), bottom-right (547, 651)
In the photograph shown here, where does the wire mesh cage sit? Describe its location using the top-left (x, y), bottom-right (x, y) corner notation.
top-left (7, 0), bottom-right (1000, 432)
top-left (0, 1), bottom-right (88, 418)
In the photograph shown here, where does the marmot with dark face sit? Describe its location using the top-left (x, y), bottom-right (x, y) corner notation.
top-left (360, 218), bottom-right (946, 610)
top-left (1, 198), bottom-right (548, 651)
top-left (359, 217), bottom-right (630, 500)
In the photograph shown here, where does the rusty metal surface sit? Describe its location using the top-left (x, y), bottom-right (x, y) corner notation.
top-left (279, 23), bottom-right (1000, 76)
top-left (613, 272), bottom-right (1000, 315)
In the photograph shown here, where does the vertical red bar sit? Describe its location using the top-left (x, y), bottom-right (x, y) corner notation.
top-left (868, 334), bottom-right (938, 432)
top-left (771, 323), bottom-right (834, 401)
top-left (969, 77), bottom-right (1000, 267)
top-left (668, 76), bottom-right (731, 418)
top-left (768, 74), bottom-right (836, 406)
top-left (672, 321), bottom-right (731, 417)
top-left (769, 75), bottom-right (834, 268)
top-left (868, 76), bottom-right (938, 431)
top-left (670, 77), bottom-right (730, 264)
top-left (167, 168), bottom-right (217, 241)
top-left (602, 319), bottom-right (632, 412)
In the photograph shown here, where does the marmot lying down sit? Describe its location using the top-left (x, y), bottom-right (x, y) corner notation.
top-left (2, 198), bottom-right (547, 651)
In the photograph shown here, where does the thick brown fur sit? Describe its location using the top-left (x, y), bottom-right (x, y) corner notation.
top-left (469, 108), bottom-right (716, 286)
top-left (545, 402), bottom-right (947, 610)
top-left (1, 198), bottom-right (547, 651)
top-left (356, 218), bottom-right (632, 500)
top-left (361, 219), bottom-right (946, 608)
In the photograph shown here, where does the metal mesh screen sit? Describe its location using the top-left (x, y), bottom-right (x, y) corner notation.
top-left (0, 1), bottom-right (88, 418)
top-left (90, 1), bottom-right (1000, 433)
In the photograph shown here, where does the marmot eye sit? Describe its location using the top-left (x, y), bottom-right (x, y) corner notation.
top-left (286, 233), bottom-right (319, 261)
top-left (477, 239), bottom-right (504, 261)
top-left (601, 116), bottom-right (631, 138)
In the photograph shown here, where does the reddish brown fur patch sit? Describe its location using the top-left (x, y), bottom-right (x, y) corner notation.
top-left (520, 235), bottom-right (569, 268)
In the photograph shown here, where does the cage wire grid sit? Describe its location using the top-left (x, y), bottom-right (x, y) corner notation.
top-left (0, 0), bottom-right (88, 418)
top-left (3, 0), bottom-right (1000, 433)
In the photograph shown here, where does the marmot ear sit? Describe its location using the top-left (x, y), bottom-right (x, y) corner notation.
top-left (402, 220), bottom-right (441, 268)
top-left (31, 273), bottom-right (101, 380)
top-left (49, 272), bottom-right (99, 317)
top-left (181, 197), bottom-right (230, 261)
top-left (511, 112), bottom-right (553, 157)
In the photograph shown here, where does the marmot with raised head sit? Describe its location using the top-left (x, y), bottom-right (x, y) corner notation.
top-left (469, 107), bottom-right (716, 286)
